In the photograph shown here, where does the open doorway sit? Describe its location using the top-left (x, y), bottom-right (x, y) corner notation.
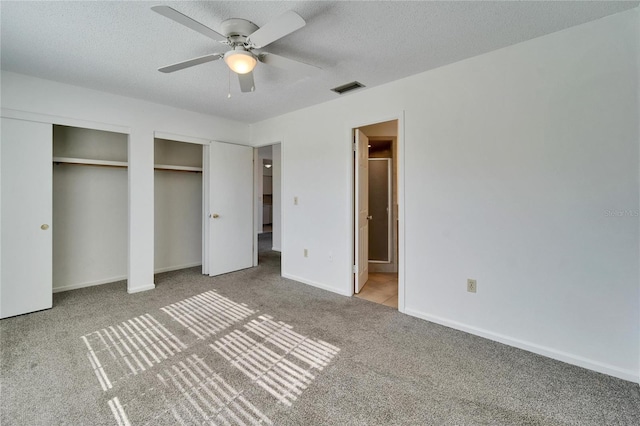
top-left (254, 143), bottom-right (281, 266)
top-left (353, 120), bottom-right (399, 308)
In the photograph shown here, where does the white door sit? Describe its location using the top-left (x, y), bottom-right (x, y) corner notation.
top-left (208, 142), bottom-right (254, 276)
top-left (354, 129), bottom-right (369, 293)
top-left (1, 118), bottom-right (53, 318)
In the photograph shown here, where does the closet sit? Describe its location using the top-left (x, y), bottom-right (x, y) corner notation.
top-left (1, 117), bottom-right (253, 319)
top-left (154, 138), bottom-right (203, 274)
top-left (52, 125), bottom-right (129, 292)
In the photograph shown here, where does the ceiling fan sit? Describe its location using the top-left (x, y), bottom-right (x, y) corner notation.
top-left (152, 5), bottom-right (320, 93)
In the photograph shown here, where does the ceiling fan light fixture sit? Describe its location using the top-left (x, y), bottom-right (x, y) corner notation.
top-left (224, 48), bottom-right (257, 74)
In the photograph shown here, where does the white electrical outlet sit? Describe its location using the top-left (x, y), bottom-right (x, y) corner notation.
top-left (467, 279), bottom-right (477, 293)
top-left (304, 248), bottom-right (308, 258)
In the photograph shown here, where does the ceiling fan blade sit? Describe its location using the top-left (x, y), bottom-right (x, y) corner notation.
top-left (259, 53), bottom-right (320, 75)
top-left (238, 72), bottom-right (255, 93)
top-left (247, 11), bottom-right (305, 48)
top-left (158, 54), bottom-right (223, 73)
top-left (151, 6), bottom-right (226, 42)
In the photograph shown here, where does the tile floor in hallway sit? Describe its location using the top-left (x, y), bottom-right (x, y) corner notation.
top-left (354, 272), bottom-right (398, 308)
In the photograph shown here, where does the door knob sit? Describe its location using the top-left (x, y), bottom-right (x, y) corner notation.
top-left (41, 224), bottom-right (49, 230)
top-left (211, 214), bottom-right (220, 219)
top-left (367, 215), bottom-right (373, 220)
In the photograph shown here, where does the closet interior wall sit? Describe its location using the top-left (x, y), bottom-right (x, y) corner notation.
top-left (52, 125), bottom-right (128, 292)
top-left (154, 138), bottom-right (203, 273)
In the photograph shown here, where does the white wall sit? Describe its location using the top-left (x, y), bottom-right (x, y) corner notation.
top-left (53, 165), bottom-right (128, 291)
top-left (1, 71), bottom-right (250, 293)
top-left (154, 170), bottom-right (202, 272)
top-left (52, 126), bottom-right (128, 291)
top-left (251, 9), bottom-right (640, 382)
top-left (154, 139), bottom-right (203, 273)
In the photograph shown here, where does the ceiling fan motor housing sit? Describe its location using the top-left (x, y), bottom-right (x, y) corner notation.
top-left (220, 18), bottom-right (259, 46)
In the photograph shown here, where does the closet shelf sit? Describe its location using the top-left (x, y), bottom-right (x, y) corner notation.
top-left (53, 157), bottom-right (128, 168)
top-left (53, 158), bottom-right (203, 172)
top-left (154, 164), bottom-right (203, 172)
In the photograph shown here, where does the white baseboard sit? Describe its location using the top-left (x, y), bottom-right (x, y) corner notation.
top-left (404, 307), bottom-right (639, 384)
top-left (282, 273), bottom-right (351, 297)
top-left (272, 246), bottom-right (281, 252)
top-left (54, 278), bottom-right (156, 294)
top-left (154, 262), bottom-right (202, 274)
top-left (52, 263), bottom-right (202, 294)
top-left (53, 275), bottom-right (128, 293)
top-left (127, 283), bottom-right (156, 294)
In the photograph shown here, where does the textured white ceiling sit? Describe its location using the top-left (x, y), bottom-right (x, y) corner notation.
top-left (1, 1), bottom-right (637, 123)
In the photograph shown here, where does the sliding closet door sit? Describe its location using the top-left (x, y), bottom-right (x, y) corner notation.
top-left (208, 142), bottom-right (253, 276)
top-left (1, 118), bottom-right (53, 318)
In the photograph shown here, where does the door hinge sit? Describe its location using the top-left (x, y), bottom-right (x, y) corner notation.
top-left (353, 142), bottom-right (357, 152)
top-left (352, 265), bottom-right (357, 273)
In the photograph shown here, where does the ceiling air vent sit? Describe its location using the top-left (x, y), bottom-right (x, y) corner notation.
top-left (331, 81), bottom-right (365, 95)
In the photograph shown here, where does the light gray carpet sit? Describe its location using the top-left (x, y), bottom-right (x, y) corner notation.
top-left (258, 232), bottom-right (272, 254)
top-left (2, 249), bottom-right (639, 425)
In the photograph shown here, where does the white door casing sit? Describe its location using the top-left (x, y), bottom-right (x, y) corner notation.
top-left (202, 142), bottom-right (211, 275)
top-left (1, 118), bottom-right (53, 318)
top-left (355, 129), bottom-right (369, 293)
top-left (208, 142), bottom-right (254, 276)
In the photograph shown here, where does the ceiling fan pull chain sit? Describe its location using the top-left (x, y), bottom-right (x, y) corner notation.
top-left (227, 68), bottom-right (232, 99)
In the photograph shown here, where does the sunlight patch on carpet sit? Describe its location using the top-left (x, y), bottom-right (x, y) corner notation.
top-left (108, 354), bottom-right (272, 426)
top-left (81, 314), bottom-right (187, 390)
top-left (161, 290), bottom-right (256, 339)
top-left (84, 292), bottom-right (340, 424)
top-left (211, 315), bottom-right (340, 406)
top-left (108, 397), bottom-right (131, 426)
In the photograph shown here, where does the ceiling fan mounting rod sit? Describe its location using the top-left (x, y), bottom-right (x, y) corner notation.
top-left (227, 36), bottom-right (251, 50)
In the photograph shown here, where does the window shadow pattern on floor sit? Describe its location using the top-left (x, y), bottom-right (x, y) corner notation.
top-left (81, 290), bottom-right (340, 425)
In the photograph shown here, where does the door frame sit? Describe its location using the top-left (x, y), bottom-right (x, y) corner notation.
top-left (252, 141), bottom-right (282, 268)
top-left (348, 113), bottom-right (405, 313)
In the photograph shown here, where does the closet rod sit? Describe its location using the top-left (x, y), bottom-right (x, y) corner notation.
top-left (52, 163), bottom-right (202, 173)
top-left (154, 168), bottom-right (203, 174)
top-left (54, 162), bottom-right (128, 170)
top-left (154, 164), bottom-right (203, 173)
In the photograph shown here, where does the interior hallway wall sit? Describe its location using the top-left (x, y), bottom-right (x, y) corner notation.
top-left (256, 146), bottom-right (272, 235)
top-left (272, 143), bottom-right (282, 252)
